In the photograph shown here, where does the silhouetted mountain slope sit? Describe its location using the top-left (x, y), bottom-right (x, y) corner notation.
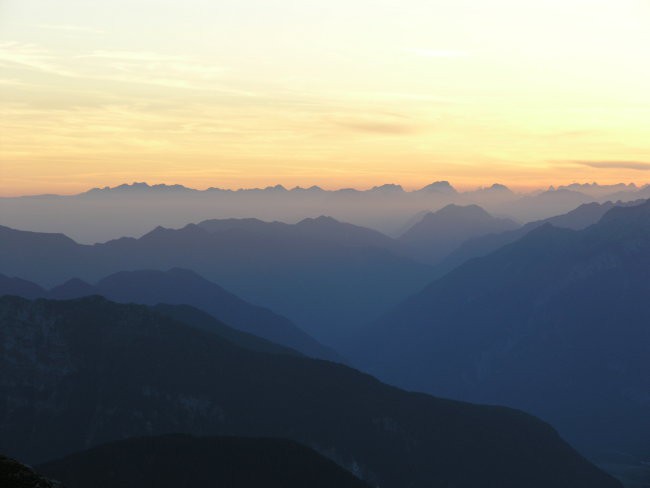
top-left (505, 188), bottom-right (595, 220)
top-left (3, 269), bottom-right (333, 361)
top-left (95, 269), bottom-right (337, 361)
top-left (48, 279), bottom-right (96, 300)
top-left (0, 296), bottom-right (620, 488)
top-left (436, 199), bottom-right (646, 276)
top-left (0, 219), bottom-right (433, 342)
top-left (0, 274), bottom-right (303, 357)
top-left (0, 274), bottom-right (45, 299)
top-left (351, 200), bottom-right (650, 465)
top-left (37, 434), bottom-right (370, 488)
top-left (0, 455), bottom-right (62, 488)
top-left (399, 204), bottom-right (519, 264)
top-left (198, 216), bottom-right (398, 250)
top-left (151, 304), bottom-right (302, 357)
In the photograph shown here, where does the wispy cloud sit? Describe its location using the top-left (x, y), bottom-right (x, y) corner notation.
top-left (0, 42), bottom-right (251, 95)
top-left (0, 42), bottom-right (76, 77)
top-left (574, 160), bottom-right (650, 170)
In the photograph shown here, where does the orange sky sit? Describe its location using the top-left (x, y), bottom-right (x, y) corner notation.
top-left (1, 0), bottom-right (649, 196)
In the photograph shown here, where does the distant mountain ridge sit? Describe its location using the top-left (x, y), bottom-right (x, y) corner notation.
top-left (4, 179), bottom-right (650, 243)
top-left (0, 217), bottom-right (434, 342)
top-left (399, 204), bottom-right (519, 264)
top-left (436, 199), bottom-right (645, 275)
top-left (0, 268), bottom-right (337, 361)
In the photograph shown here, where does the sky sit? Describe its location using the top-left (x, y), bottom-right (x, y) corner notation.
top-left (1, 0), bottom-right (650, 196)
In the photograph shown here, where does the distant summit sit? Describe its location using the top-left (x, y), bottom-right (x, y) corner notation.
top-left (417, 181), bottom-right (457, 194)
top-left (465, 183), bottom-right (514, 196)
top-left (369, 183), bottom-right (404, 193)
top-left (399, 204), bottom-right (519, 263)
top-left (84, 182), bottom-right (194, 194)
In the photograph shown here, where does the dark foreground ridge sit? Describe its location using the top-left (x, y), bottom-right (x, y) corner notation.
top-left (37, 434), bottom-right (370, 488)
top-left (0, 296), bottom-right (620, 487)
top-left (0, 455), bottom-right (62, 488)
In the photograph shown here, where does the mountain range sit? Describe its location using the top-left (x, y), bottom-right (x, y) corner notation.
top-left (2, 181), bottom-right (648, 243)
top-left (48, 268), bottom-right (338, 361)
top-left (349, 199), bottom-right (650, 471)
top-left (0, 295), bottom-right (621, 487)
top-left (435, 199), bottom-right (644, 275)
top-left (0, 217), bottom-right (434, 343)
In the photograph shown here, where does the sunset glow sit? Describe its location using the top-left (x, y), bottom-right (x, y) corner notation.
top-left (1, 0), bottom-right (650, 195)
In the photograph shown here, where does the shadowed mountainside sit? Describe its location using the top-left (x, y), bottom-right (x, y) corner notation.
top-left (47, 268), bottom-right (339, 361)
top-left (37, 435), bottom-right (370, 488)
top-left (349, 199), bottom-right (650, 467)
top-left (0, 296), bottom-right (621, 488)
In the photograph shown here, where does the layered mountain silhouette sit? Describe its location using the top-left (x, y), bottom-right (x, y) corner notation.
top-left (350, 199), bottom-right (650, 466)
top-left (436, 199), bottom-right (643, 275)
top-left (0, 296), bottom-right (620, 487)
top-left (50, 268), bottom-right (337, 361)
top-left (0, 269), bottom-right (335, 361)
top-left (0, 218), bottom-right (434, 342)
top-left (399, 204), bottom-right (519, 264)
top-left (196, 216), bottom-right (399, 251)
top-left (4, 180), bottom-right (649, 243)
top-left (0, 275), bottom-right (45, 299)
top-left (37, 435), bottom-right (370, 488)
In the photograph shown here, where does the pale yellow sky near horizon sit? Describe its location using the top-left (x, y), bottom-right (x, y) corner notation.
top-left (1, 0), bottom-right (649, 196)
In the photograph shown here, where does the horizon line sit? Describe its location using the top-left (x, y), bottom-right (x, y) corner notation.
top-left (1, 179), bottom-right (645, 199)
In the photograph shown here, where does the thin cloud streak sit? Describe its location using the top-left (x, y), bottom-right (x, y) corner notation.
top-left (574, 160), bottom-right (650, 171)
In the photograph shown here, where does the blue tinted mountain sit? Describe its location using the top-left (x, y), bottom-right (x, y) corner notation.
top-left (0, 274), bottom-right (45, 299)
top-left (4, 268), bottom-right (336, 361)
top-left (350, 199), bottom-right (650, 467)
top-left (437, 199), bottom-right (644, 275)
top-left (0, 218), bottom-right (433, 342)
top-left (399, 204), bottom-right (519, 264)
top-left (197, 216), bottom-right (399, 250)
top-left (0, 296), bottom-right (620, 488)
